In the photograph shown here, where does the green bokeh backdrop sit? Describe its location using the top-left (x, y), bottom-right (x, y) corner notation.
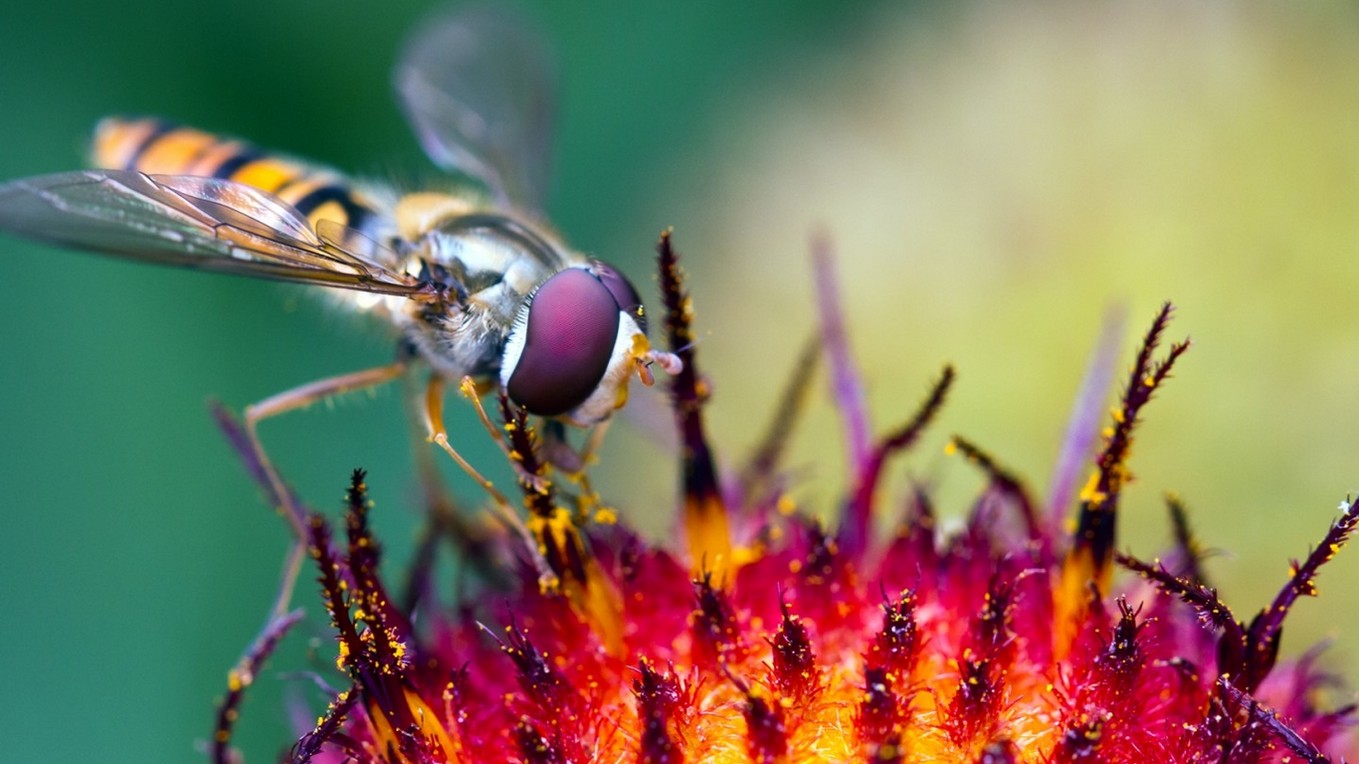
top-left (3, 2), bottom-right (1359, 762)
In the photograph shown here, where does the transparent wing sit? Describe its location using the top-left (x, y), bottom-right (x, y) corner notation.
top-left (0, 170), bottom-right (431, 296)
top-left (394, 3), bottom-right (557, 209)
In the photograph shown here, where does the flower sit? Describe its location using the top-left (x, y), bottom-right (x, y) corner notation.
top-left (216, 232), bottom-right (1356, 763)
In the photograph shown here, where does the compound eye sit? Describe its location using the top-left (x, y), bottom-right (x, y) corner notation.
top-left (505, 268), bottom-right (621, 416)
top-left (589, 260), bottom-right (647, 334)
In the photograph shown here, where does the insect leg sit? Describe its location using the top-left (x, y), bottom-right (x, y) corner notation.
top-left (456, 376), bottom-right (549, 494)
top-left (400, 372), bottom-right (506, 611)
top-left (423, 373), bottom-right (550, 581)
top-left (243, 361), bottom-right (409, 616)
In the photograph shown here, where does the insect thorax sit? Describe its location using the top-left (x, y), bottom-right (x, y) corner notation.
top-left (399, 220), bottom-right (570, 382)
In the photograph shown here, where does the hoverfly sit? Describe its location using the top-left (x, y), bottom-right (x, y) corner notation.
top-left (0, 6), bottom-right (679, 612)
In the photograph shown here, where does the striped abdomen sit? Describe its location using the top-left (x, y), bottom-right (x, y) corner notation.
top-left (92, 117), bottom-right (380, 234)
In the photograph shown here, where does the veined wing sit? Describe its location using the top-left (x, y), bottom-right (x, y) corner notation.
top-left (0, 170), bottom-right (431, 296)
top-left (394, 3), bottom-right (557, 210)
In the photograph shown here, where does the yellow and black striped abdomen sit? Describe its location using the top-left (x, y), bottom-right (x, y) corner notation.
top-left (92, 117), bottom-right (380, 233)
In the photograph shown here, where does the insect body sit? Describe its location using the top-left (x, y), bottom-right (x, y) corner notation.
top-left (0, 8), bottom-right (676, 427)
top-left (0, 6), bottom-right (687, 671)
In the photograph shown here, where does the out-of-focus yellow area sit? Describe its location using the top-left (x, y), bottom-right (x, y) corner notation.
top-left (611, 0), bottom-right (1359, 692)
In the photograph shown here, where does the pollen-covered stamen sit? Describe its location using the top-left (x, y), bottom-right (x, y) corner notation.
top-left (946, 436), bottom-right (1039, 541)
top-left (842, 365), bottom-right (956, 559)
top-left (500, 392), bottom-right (624, 654)
top-left (770, 599), bottom-right (820, 705)
top-left (1117, 553), bottom-right (1241, 635)
top-left (857, 666), bottom-right (905, 763)
top-left (308, 514), bottom-right (369, 677)
top-left (1125, 501), bottom-right (1357, 702)
top-left (944, 578), bottom-right (1015, 748)
top-left (290, 687), bottom-right (359, 764)
top-left (499, 394), bottom-right (554, 518)
top-left (658, 230), bottom-right (732, 582)
top-left (344, 469), bottom-right (410, 642)
top-left (1054, 598), bottom-right (1146, 757)
top-left (967, 572), bottom-right (1018, 667)
top-left (1117, 552), bottom-right (1251, 685)
top-left (537, 511), bottom-right (625, 653)
top-left (502, 623), bottom-right (567, 708)
top-left (1099, 598), bottom-right (1146, 691)
top-left (339, 473), bottom-right (413, 681)
top-left (1056, 303), bottom-right (1189, 659)
top-left (1045, 307), bottom-right (1127, 531)
top-left (496, 623), bottom-right (588, 761)
top-left (1220, 679), bottom-right (1335, 764)
top-left (305, 515), bottom-right (408, 759)
top-left (868, 589), bottom-right (922, 690)
top-left (691, 571), bottom-right (746, 671)
top-left (1201, 688), bottom-right (1279, 761)
top-left (634, 661), bottom-right (687, 762)
top-left (1051, 713), bottom-right (1107, 763)
top-left (945, 652), bottom-right (1003, 747)
top-left (1066, 302), bottom-right (1190, 594)
top-left (796, 521), bottom-right (860, 633)
top-left (1239, 494), bottom-right (1359, 692)
top-left (211, 608), bottom-right (304, 764)
top-left (306, 500), bottom-right (455, 763)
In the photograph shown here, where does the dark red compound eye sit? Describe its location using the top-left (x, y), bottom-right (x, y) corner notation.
top-left (505, 268), bottom-right (622, 416)
top-left (588, 260), bottom-right (647, 333)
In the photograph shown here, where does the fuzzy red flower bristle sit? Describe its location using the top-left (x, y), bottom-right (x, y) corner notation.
top-left (215, 232), bottom-right (1358, 763)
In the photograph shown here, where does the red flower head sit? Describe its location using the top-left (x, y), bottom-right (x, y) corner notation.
top-left (215, 232), bottom-right (1357, 763)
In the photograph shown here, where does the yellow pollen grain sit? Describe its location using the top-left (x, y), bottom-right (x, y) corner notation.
top-left (1077, 472), bottom-right (1102, 504)
top-left (694, 379), bottom-right (711, 399)
top-left (628, 332), bottom-right (652, 362)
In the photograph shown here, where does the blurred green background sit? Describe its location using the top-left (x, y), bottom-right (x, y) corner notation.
top-left (3, 1), bottom-right (1359, 761)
